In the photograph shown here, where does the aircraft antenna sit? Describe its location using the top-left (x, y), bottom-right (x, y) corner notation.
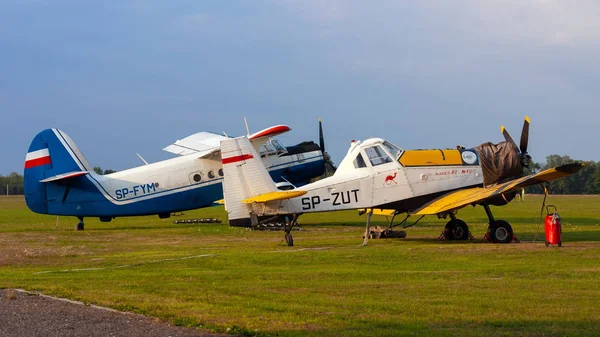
top-left (244, 117), bottom-right (250, 136)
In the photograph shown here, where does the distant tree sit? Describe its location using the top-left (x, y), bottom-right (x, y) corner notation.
top-left (525, 155), bottom-right (599, 195)
top-left (92, 167), bottom-right (117, 175)
top-left (0, 172), bottom-right (24, 195)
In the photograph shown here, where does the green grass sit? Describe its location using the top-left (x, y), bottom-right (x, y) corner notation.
top-left (1, 195), bottom-right (600, 336)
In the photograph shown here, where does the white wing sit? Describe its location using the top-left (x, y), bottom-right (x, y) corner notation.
top-left (164, 125), bottom-right (292, 158)
top-left (163, 132), bottom-right (228, 156)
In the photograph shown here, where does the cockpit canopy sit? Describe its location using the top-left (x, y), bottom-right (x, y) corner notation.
top-left (339, 138), bottom-right (403, 173)
top-left (260, 139), bottom-right (287, 157)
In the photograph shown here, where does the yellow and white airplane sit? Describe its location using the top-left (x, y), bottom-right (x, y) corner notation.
top-left (220, 117), bottom-right (582, 245)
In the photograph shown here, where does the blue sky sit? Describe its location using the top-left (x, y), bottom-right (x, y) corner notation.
top-left (1, 1), bottom-right (599, 175)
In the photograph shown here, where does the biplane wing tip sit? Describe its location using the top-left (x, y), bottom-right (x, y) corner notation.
top-left (556, 162), bottom-right (584, 174)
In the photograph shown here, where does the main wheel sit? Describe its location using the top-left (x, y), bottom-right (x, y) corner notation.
top-left (443, 219), bottom-right (469, 240)
top-left (488, 220), bottom-right (513, 244)
top-left (285, 233), bottom-right (294, 247)
top-left (76, 222), bottom-right (84, 231)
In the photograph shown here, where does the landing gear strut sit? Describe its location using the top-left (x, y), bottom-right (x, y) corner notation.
top-left (283, 214), bottom-right (300, 247)
top-left (361, 209), bottom-right (374, 246)
top-left (76, 216), bottom-right (84, 231)
top-left (482, 203), bottom-right (514, 244)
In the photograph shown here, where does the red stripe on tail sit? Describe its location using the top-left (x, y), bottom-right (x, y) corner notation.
top-left (24, 156), bottom-right (52, 169)
top-left (222, 154), bottom-right (254, 164)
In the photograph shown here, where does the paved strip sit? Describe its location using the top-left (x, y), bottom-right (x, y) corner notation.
top-left (0, 289), bottom-right (229, 337)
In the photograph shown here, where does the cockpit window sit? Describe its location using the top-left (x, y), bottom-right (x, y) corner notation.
top-left (382, 141), bottom-right (402, 160)
top-left (260, 140), bottom-right (286, 157)
top-left (365, 146), bottom-right (392, 166)
top-left (271, 140), bottom-right (286, 153)
top-left (353, 153), bottom-right (367, 168)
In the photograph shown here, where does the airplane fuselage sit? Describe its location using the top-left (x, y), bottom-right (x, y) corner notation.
top-left (235, 139), bottom-right (485, 219)
top-left (24, 128), bottom-right (324, 220)
top-left (45, 151), bottom-right (323, 219)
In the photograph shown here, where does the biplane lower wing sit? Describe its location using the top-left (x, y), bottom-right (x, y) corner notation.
top-left (412, 163), bottom-right (583, 216)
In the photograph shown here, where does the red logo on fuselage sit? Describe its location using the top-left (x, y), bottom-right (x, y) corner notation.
top-left (384, 172), bottom-right (397, 185)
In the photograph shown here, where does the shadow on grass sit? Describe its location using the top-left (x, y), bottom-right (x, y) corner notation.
top-left (92, 222), bottom-right (226, 231)
top-left (361, 229), bottom-right (600, 244)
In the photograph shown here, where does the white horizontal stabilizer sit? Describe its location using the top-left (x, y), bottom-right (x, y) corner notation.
top-left (39, 171), bottom-right (89, 183)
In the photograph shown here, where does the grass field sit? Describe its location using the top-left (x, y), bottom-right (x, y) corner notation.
top-left (1, 195), bottom-right (600, 336)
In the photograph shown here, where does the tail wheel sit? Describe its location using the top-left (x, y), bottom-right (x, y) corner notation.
top-left (443, 219), bottom-right (469, 240)
top-left (488, 220), bottom-right (513, 244)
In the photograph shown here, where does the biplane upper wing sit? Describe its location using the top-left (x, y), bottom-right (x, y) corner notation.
top-left (412, 163), bottom-right (583, 216)
top-left (163, 125), bottom-right (291, 158)
top-left (163, 132), bottom-right (226, 156)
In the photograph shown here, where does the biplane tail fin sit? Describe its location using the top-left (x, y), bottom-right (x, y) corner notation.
top-left (221, 136), bottom-right (278, 226)
top-left (24, 129), bottom-right (92, 214)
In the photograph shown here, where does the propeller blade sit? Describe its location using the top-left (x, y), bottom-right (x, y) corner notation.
top-left (520, 116), bottom-right (530, 154)
top-left (318, 118), bottom-right (325, 154)
top-left (501, 125), bottom-right (518, 150)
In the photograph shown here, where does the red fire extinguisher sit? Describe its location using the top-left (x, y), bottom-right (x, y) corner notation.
top-left (545, 205), bottom-right (562, 247)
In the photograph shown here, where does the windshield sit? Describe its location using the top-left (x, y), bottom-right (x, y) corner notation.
top-left (364, 146), bottom-right (392, 166)
top-left (353, 153), bottom-right (367, 168)
top-left (271, 140), bottom-right (287, 153)
top-left (382, 141), bottom-right (402, 160)
top-left (260, 140), bottom-right (286, 157)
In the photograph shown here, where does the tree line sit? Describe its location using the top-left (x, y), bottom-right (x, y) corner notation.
top-left (0, 172), bottom-right (25, 195)
top-left (526, 155), bottom-right (600, 195)
top-left (1, 155), bottom-right (599, 195)
top-left (0, 167), bottom-right (117, 195)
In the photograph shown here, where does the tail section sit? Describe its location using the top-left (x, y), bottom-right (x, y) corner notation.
top-left (24, 129), bottom-right (91, 214)
top-left (221, 136), bottom-right (277, 226)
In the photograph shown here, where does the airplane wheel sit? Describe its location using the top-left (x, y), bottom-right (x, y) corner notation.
top-left (443, 219), bottom-right (469, 240)
top-left (76, 222), bottom-right (84, 231)
top-left (488, 220), bottom-right (513, 244)
top-left (285, 233), bottom-right (294, 247)
top-left (545, 241), bottom-right (549, 247)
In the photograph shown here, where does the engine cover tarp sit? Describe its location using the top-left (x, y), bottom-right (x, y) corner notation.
top-left (474, 142), bottom-right (522, 186)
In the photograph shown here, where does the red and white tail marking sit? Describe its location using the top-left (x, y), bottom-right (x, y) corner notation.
top-left (24, 148), bottom-right (51, 169)
top-left (222, 153), bottom-right (254, 165)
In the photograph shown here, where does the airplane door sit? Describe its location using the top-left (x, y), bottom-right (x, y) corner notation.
top-left (364, 145), bottom-right (412, 205)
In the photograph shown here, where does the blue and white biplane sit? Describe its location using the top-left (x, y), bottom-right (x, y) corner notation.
top-left (24, 122), bottom-right (331, 230)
